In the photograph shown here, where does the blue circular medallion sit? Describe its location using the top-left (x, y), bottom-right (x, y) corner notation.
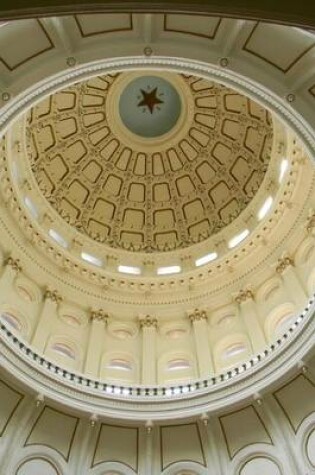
top-left (119, 76), bottom-right (181, 138)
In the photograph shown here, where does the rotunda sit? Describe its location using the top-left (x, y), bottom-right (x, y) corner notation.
top-left (0, 6), bottom-right (314, 475)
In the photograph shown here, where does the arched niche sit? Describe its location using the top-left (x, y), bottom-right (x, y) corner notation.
top-left (239, 457), bottom-right (281, 475)
top-left (209, 304), bottom-right (238, 328)
top-left (255, 277), bottom-right (284, 317)
top-left (162, 460), bottom-right (208, 475)
top-left (306, 428), bottom-right (315, 467)
top-left (294, 235), bottom-right (315, 267)
top-left (90, 461), bottom-right (136, 475)
top-left (0, 305), bottom-right (29, 338)
top-left (100, 351), bottom-right (137, 383)
top-left (45, 336), bottom-right (81, 371)
top-left (17, 457), bottom-right (59, 475)
top-left (58, 303), bottom-right (88, 328)
top-left (175, 472), bottom-right (199, 475)
top-left (264, 302), bottom-right (297, 342)
top-left (158, 351), bottom-right (196, 384)
top-left (214, 333), bottom-right (250, 372)
top-left (14, 275), bottom-right (41, 305)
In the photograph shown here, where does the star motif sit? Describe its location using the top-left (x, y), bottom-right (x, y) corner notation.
top-left (137, 87), bottom-right (164, 114)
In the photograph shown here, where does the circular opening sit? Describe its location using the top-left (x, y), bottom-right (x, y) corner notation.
top-left (119, 75), bottom-right (181, 138)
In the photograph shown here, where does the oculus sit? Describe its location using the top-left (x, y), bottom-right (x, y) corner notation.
top-left (119, 75), bottom-right (181, 137)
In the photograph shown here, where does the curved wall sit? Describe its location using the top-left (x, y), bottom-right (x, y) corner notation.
top-left (0, 361), bottom-right (315, 474)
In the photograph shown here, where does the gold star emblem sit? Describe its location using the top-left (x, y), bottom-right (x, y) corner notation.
top-left (137, 87), bottom-right (164, 114)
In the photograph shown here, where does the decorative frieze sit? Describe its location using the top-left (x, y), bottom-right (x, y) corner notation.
top-left (189, 308), bottom-right (208, 323)
top-left (276, 256), bottom-right (294, 274)
top-left (234, 288), bottom-right (254, 304)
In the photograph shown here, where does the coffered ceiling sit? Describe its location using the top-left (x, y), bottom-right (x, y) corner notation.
top-left (27, 72), bottom-right (273, 252)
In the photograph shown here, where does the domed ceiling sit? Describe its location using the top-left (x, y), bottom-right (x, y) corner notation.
top-left (26, 71), bottom-right (273, 253)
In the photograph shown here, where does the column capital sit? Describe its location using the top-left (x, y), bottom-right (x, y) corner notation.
top-left (276, 256), bottom-right (294, 274)
top-left (90, 309), bottom-right (109, 324)
top-left (139, 315), bottom-right (158, 329)
top-left (234, 288), bottom-right (254, 304)
top-left (5, 256), bottom-right (22, 273)
top-left (188, 308), bottom-right (208, 323)
top-left (44, 288), bottom-right (62, 303)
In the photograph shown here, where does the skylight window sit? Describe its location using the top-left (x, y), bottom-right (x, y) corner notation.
top-left (157, 265), bottom-right (181, 275)
top-left (279, 159), bottom-right (289, 183)
top-left (24, 196), bottom-right (38, 219)
top-left (195, 252), bottom-right (218, 267)
top-left (118, 265), bottom-right (141, 275)
top-left (49, 229), bottom-right (68, 248)
top-left (228, 229), bottom-right (250, 249)
top-left (81, 252), bottom-right (103, 267)
top-left (258, 196), bottom-right (273, 221)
